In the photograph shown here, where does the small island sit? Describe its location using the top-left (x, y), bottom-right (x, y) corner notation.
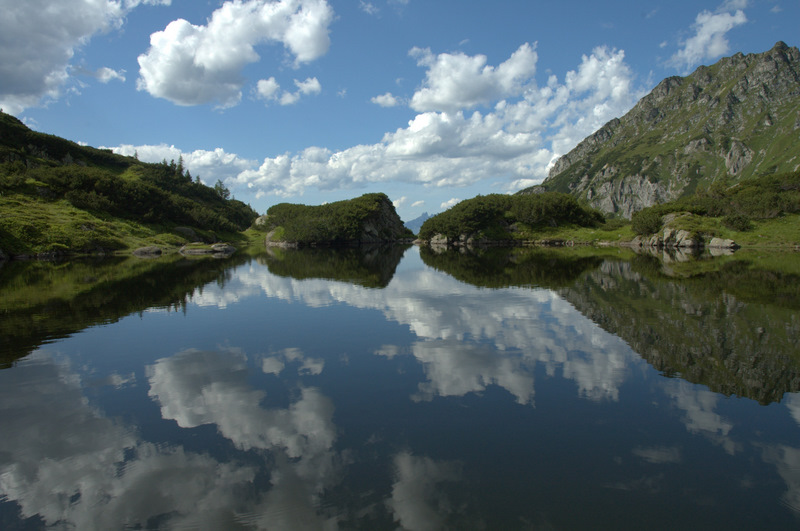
top-left (253, 193), bottom-right (414, 247)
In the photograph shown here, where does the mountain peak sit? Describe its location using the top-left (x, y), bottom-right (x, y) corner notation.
top-left (535, 42), bottom-right (800, 218)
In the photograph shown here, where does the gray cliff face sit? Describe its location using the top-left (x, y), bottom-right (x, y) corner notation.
top-left (359, 198), bottom-right (408, 243)
top-left (538, 42), bottom-right (800, 218)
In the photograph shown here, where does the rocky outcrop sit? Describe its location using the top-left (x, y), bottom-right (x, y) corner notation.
top-left (536, 42), bottom-right (800, 218)
top-left (626, 228), bottom-right (701, 249)
top-left (359, 197), bottom-right (408, 243)
top-left (133, 246), bottom-right (163, 257)
top-left (625, 231), bottom-right (738, 252)
top-left (708, 237), bottom-right (738, 249)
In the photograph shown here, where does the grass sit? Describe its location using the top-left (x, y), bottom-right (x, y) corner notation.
top-left (0, 193), bottom-right (249, 256)
top-left (510, 212), bottom-right (800, 251)
top-left (728, 214), bottom-right (800, 248)
top-left (516, 221), bottom-right (635, 245)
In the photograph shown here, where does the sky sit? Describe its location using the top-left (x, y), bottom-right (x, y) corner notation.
top-left (0, 0), bottom-right (796, 221)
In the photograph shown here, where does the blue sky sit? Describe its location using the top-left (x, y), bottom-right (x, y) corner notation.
top-left (1, 0), bottom-right (795, 221)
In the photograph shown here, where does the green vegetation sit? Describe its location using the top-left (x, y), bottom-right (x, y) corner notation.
top-left (259, 245), bottom-right (409, 288)
top-left (630, 170), bottom-right (800, 239)
top-left (536, 43), bottom-right (800, 218)
top-left (0, 111), bottom-right (257, 257)
top-left (420, 245), bottom-right (605, 289)
top-left (417, 192), bottom-right (604, 242)
top-left (257, 193), bottom-right (412, 245)
top-left (0, 252), bottom-right (254, 367)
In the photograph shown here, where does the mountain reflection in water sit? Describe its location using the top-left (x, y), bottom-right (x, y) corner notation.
top-left (1, 245), bottom-right (799, 529)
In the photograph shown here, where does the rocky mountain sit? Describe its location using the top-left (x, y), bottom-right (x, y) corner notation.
top-left (531, 41), bottom-right (800, 218)
top-left (404, 212), bottom-right (430, 234)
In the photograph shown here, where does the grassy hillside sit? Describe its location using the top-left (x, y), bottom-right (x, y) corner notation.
top-left (0, 111), bottom-right (257, 257)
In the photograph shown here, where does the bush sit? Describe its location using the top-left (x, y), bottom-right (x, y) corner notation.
top-left (722, 213), bottom-right (752, 231)
top-left (418, 192), bottom-right (603, 241)
top-left (631, 208), bottom-right (663, 235)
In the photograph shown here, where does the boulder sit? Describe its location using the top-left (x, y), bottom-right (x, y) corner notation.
top-left (708, 237), bottom-right (739, 249)
top-left (133, 246), bottom-right (162, 257)
top-left (430, 234), bottom-right (448, 245)
top-left (174, 226), bottom-right (201, 242)
top-left (211, 243), bottom-right (236, 254)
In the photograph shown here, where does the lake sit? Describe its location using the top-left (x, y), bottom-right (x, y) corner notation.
top-left (1, 244), bottom-right (799, 530)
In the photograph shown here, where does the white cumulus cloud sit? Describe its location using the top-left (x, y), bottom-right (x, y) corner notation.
top-left (233, 43), bottom-right (642, 200)
top-left (359, 1), bottom-right (379, 15)
top-left (372, 92), bottom-right (400, 107)
top-left (409, 42), bottom-right (538, 113)
top-left (136, 0), bottom-right (333, 108)
top-left (0, 0), bottom-right (130, 113)
top-left (107, 43), bottom-right (643, 205)
top-left (279, 76), bottom-right (321, 105)
top-left (668, 4), bottom-right (748, 72)
top-left (256, 77), bottom-right (281, 101)
top-left (110, 143), bottom-right (256, 184)
top-left (440, 198), bottom-right (461, 209)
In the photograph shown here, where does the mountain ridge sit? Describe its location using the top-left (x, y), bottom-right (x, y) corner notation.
top-left (528, 41), bottom-right (800, 218)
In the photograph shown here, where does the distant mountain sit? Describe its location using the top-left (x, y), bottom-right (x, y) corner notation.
top-left (526, 41), bottom-right (800, 218)
top-left (404, 212), bottom-right (430, 234)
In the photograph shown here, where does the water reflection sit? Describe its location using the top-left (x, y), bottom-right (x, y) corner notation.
top-left (665, 379), bottom-right (738, 454)
top-left (386, 452), bottom-right (464, 531)
top-left (261, 244), bottom-right (409, 288)
top-left (420, 247), bottom-right (800, 404)
top-left (0, 253), bottom-right (252, 366)
top-left (197, 248), bottom-right (635, 405)
top-left (3, 245), bottom-right (800, 528)
top-left (560, 258), bottom-right (800, 403)
top-left (147, 347), bottom-right (342, 527)
top-left (0, 352), bottom-right (260, 530)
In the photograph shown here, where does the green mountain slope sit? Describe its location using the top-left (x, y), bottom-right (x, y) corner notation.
top-left (0, 111), bottom-right (258, 257)
top-left (531, 41), bottom-right (800, 218)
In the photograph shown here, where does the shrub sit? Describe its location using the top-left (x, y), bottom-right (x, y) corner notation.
top-left (418, 192), bottom-right (604, 241)
top-left (722, 213), bottom-right (752, 231)
top-left (631, 208), bottom-right (663, 235)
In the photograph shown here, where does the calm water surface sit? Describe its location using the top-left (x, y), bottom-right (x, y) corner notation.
top-left (1, 245), bottom-right (799, 530)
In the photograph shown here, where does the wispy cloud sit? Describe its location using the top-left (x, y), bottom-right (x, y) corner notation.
top-left (667, 2), bottom-right (748, 73)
